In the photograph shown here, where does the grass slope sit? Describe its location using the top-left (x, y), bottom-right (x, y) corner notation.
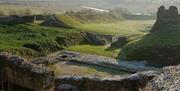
top-left (0, 24), bottom-right (79, 58)
top-left (65, 20), bottom-right (154, 58)
top-left (0, 12), bottom-right (154, 58)
top-left (68, 10), bottom-right (123, 23)
top-left (67, 45), bottom-right (120, 58)
top-left (54, 14), bottom-right (153, 35)
top-left (120, 28), bottom-right (180, 66)
top-left (56, 14), bottom-right (81, 27)
top-left (76, 20), bottom-right (154, 35)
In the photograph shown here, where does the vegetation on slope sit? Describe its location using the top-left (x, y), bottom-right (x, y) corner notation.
top-left (120, 28), bottom-right (180, 66)
top-left (56, 14), bottom-right (81, 27)
top-left (0, 8), bottom-right (154, 58)
top-left (67, 10), bottom-right (124, 23)
top-left (76, 20), bottom-right (153, 35)
top-left (67, 45), bottom-right (120, 58)
top-left (0, 24), bottom-right (80, 58)
top-left (64, 20), bottom-right (153, 58)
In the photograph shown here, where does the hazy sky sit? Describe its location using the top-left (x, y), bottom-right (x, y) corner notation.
top-left (1, 0), bottom-right (180, 13)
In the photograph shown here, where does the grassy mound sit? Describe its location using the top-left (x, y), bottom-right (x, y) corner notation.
top-left (120, 28), bottom-right (180, 66)
top-left (56, 14), bottom-right (81, 27)
top-left (0, 24), bottom-right (81, 58)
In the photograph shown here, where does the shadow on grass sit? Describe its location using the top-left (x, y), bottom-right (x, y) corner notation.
top-left (105, 46), bottom-right (119, 51)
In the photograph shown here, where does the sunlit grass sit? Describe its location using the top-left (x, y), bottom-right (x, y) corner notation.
top-left (66, 45), bottom-right (120, 58)
top-left (120, 27), bottom-right (180, 61)
top-left (76, 20), bottom-right (154, 35)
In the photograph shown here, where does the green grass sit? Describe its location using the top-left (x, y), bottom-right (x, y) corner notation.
top-left (120, 27), bottom-right (180, 65)
top-left (0, 24), bottom-right (79, 58)
top-left (0, 14), bottom-right (154, 58)
top-left (64, 20), bottom-right (154, 58)
top-left (76, 20), bottom-right (154, 35)
top-left (56, 14), bottom-right (81, 27)
top-left (66, 45), bottom-right (120, 58)
top-left (55, 14), bottom-right (154, 36)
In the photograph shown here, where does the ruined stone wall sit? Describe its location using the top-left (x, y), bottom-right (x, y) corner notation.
top-left (1, 52), bottom-right (179, 91)
top-left (54, 65), bottom-right (180, 91)
top-left (151, 6), bottom-right (180, 32)
top-left (55, 71), bottom-right (156, 91)
top-left (0, 53), bottom-right (54, 91)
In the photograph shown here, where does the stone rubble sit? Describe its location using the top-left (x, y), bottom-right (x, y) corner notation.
top-left (55, 65), bottom-right (180, 91)
top-left (146, 65), bottom-right (180, 91)
top-left (0, 52), bottom-right (52, 75)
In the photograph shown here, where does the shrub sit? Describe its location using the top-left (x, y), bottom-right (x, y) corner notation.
top-left (1, 48), bottom-right (42, 59)
top-left (55, 33), bottom-right (86, 47)
top-left (23, 41), bottom-right (63, 54)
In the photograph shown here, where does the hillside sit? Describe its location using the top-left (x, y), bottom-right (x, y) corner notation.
top-left (120, 6), bottom-right (180, 67)
top-left (0, 24), bottom-right (84, 59)
top-left (120, 29), bottom-right (180, 67)
top-left (0, 12), bottom-right (152, 59)
top-left (67, 10), bottom-right (124, 23)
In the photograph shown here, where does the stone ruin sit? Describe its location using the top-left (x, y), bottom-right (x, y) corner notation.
top-left (111, 36), bottom-right (128, 48)
top-left (0, 53), bottom-right (54, 91)
top-left (0, 52), bottom-right (180, 91)
top-left (151, 5), bottom-right (180, 32)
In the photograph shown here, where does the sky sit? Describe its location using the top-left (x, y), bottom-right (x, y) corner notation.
top-left (1, 0), bottom-right (180, 13)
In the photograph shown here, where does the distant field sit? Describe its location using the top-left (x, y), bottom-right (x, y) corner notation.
top-left (54, 14), bottom-right (154, 35)
top-left (76, 20), bottom-right (154, 35)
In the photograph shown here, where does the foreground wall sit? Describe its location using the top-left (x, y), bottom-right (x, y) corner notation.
top-left (0, 53), bottom-right (54, 91)
top-left (55, 71), bottom-right (156, 91)
top-left (1, 52), bottom-right (179, 91)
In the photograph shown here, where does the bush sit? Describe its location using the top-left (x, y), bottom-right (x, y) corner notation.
top-left (23, 41), bottom-right (63, 54)
top-left (55, 33), bottom-right (86, 46)
top-left (1, 48), bottom-right (42, 59)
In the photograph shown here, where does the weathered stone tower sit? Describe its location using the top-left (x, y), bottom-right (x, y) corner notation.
top-left (151, 5), bottom-right (180, 32)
